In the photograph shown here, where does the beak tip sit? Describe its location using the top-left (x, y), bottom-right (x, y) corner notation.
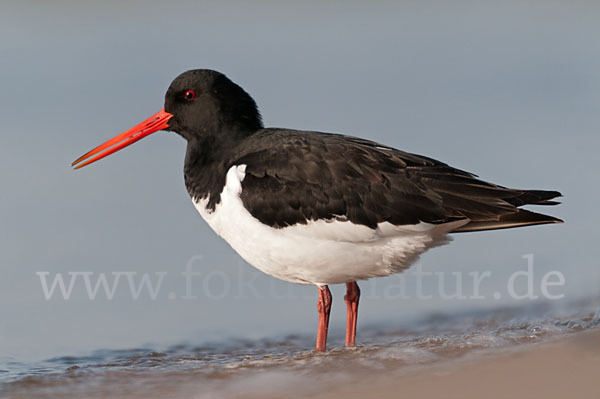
top-left (71, 108), bottom-right (172, 170)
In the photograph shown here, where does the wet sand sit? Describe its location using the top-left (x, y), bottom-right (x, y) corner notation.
top-left (2, 302), bottom-right (598, 399)
top-left (316, 329), bottom-right (600, 399)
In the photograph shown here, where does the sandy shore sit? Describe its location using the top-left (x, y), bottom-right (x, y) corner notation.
top-left (315, 329), bottom-right (600, 399)
top-left (3, 310), bottom-right (598, 399)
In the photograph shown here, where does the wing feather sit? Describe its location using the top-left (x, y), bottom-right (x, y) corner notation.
top-left (234, 129), bottom-right (562, 231)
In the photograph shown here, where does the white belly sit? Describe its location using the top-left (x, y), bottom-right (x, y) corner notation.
top-left (194, 165), bottom-right (467, 285)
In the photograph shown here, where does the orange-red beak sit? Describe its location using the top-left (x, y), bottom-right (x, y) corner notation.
top-left (72, 108), bottom-right (173, 169)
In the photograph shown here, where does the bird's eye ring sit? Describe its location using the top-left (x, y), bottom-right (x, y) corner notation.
top-left (184, 90), bottom-right (196, 101)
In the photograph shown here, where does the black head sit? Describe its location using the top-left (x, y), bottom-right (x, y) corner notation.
top-left (164, 69), bottom-right (263, 141)
top-left (72, 69), bottom-right (262, 169)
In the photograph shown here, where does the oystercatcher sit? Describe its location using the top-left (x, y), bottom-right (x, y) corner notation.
top-left (73, 69), bottom-right (563, 351)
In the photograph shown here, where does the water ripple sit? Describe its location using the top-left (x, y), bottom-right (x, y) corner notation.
top-left (2, 298), bottom-right (599, 399)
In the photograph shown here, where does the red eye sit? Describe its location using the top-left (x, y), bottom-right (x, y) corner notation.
top-left (184, 90), bottom-right (196, 101)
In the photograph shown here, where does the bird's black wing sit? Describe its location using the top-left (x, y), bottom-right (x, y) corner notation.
top-left (233, 129), bottom-right (562, 231)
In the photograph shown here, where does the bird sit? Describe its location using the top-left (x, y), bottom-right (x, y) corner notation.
top-left (72, 69), bottom-right (563, 351)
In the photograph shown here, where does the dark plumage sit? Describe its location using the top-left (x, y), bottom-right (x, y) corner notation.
top-left (235, 130), bottom-right (562, 231)
top-left (173, 70), bottom-right (562, 233)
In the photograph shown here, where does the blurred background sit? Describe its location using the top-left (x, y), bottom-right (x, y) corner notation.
top-left (1, 0), bottom-right (598, 363)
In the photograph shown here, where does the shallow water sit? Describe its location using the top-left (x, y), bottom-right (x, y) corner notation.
top-left (2, 298), bottom-right (599, 399)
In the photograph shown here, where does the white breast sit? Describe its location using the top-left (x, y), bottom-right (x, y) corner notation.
top-left (194, 165), bottom-right (467, 285)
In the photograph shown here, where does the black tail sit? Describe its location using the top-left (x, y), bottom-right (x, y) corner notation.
top-left (451, 190), bottom-right (563, 233)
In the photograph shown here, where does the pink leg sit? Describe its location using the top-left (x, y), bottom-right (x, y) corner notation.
top-left (344, 282), bottom-right (360, 347)
top-left (315, 285), bottom-right (332, 351)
